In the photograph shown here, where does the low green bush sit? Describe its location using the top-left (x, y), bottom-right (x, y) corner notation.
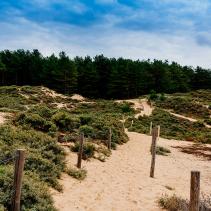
top-left (79, 115), bottom-right (93, 125)
top-left (71, 142), bottom-right (95, 160)
top-left (0, 125), bottom-right (65, 188)
top-left (52, 112), bottom-right (80, 131)
top-left (0, 166), bottom-right (56, 211)
top-left (16, 113), bottom-right (57, 134)
top-left (67, 168), bottom-right (87, 180)
top-left (127, 108), bottom-right (211, 143)
top-left (156, 146), bottom-right (171, 156)
top-left (79, 125), bottom-right (95, 137)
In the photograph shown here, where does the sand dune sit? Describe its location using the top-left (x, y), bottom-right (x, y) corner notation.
top-left (52, 131), bottom-right (211, 211)
top-left (52, 99), bottom-right (211, 211)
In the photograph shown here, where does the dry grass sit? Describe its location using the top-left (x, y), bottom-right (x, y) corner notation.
top-left (158, 194), bottom-right (211, 211)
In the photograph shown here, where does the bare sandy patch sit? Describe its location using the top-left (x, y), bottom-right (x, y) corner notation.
top-left (0, 112), bottom-right (11, 125)
top-left (116, 98), bottom-right (154, 118)
top-left (71, 94), bottom-right (85, 101)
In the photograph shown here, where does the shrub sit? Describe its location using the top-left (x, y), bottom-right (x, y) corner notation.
top-left (156, 146), bottom-right (171, 156)
top-left (160, 93), bottom-right (166, 101)
top-left (0, 125), bottom-right (65, 188)
top-left (149, 90), bottom-right (158, 100)
top-left (79, 115), bottom-right (93, 125)
top-left (71, 142), bottom-right (95, 160)
top-left (28, 105), bottom-right (53, 119)
top-left (67, 168), bottom-right (87, 180)
top-left (52, 112), bottom-right (80, 131)
top-left (79, 125), bottom-right (95, 137)
top-left (158, 194), bottom-right (211, 211)
top-left (119, 102), bottom-right (133, 113)
top-left (127, 108), bottom-right (211, 144)
top-left (0, 166), bottom-right (56, 211)
top-left (16, 113), bottom-right (57, 133)
top-left (158, 194), bottom-right (188, 211)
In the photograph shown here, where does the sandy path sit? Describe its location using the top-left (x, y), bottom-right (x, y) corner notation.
top-left (116, 98), bottom-right (153, 118)
top-left (167, 111), bottom-right (211, 129)
top-left (52, 132), bottom-right (211, 211)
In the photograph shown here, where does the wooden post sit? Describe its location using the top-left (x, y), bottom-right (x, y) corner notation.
top-left (131, 120), bottom-right (134, 127)
top-left (108, 128), bottom-right (112, 150)
top-left (157, 125), bottom-right (160, 141)
top-left (11, 149), bottom-right (25, 211)
top-left (77, 133), bottom-right (84, 169)
top-left (150, 127), bottom-right (158, 178)
top-left (189, 171), bottom-right (200, 211)
top-left (149, 122), bottom-right (152, 135)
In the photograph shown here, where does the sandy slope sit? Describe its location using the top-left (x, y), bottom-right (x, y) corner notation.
top-left (52, 132), bottom-right (211, 211)
top-left (116, 98), bottom-right (153, 119)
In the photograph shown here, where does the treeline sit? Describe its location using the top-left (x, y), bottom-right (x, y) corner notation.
top-left (0, 49), bottom-right (210, 99)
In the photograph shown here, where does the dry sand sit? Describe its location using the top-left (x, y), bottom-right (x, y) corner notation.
top-left (116, 98), bottom-right (153, 119)
top-left (52, 99), bottom-right (211, 211)
top-left (52, 132), bottom-right (211, 211)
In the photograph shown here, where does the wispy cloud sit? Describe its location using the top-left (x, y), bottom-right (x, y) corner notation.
top-left (0, 0), bottom-right (211, 68)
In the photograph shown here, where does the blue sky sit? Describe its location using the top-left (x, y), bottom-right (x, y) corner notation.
top-left (0, 0), bottom-right (211, 67)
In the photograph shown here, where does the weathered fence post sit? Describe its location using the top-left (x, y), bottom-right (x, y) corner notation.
top-left (149, 122), bottom-right (152, 135)
top-left (108, 128), bottom-right (112, 150)
top-left (11, 149), bottom-right (26, 211)
top-left (189, 171), bottom-right (200, 211)
top-left (77, 133), bottom-right (84, 169)
top-left (150, 127), bottom-right (158, 178)
top-left (131, 120), bottom-right (134, 127)
top-left (157, 125), bottom-right (160, 141)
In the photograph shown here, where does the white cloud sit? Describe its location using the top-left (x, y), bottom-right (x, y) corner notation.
top-left (1, 18), bottom-right (211, 68)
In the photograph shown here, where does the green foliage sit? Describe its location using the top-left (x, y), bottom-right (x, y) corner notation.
top-left (149, 90), bottom-right (158, 100)
top-left (52, 112), bottom-right (80, 131)
top-left (160, 93), bottom-right (166, 101)
top-left (79, 115), bottom-right (93, 125)
top-left (0, 49), bottom-right (211, 98)
top-left (16, 113), bottom-right (57, 134)
top-left (118, 102), bottom-right (133, 113)
top-left (156, 96), bottom-right (210, 119)
top-left (127, 108), bottom-right (211, 143)
top-left (67, 168), bottom-right (87, 180)
top-left (28, 105), bottom-right (53, 119)
top-left (71, 142), bottom-right (95, 160)
top-left (0, 166), bottom-right (56, 211)
top-left (79, 125), bottom-right (94, 137)
top-left (0, 125), bottom-right (65, 188)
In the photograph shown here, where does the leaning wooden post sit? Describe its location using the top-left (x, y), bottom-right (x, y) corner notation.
top-left (77, 133), bottom-right (84, 169)
top-left (189, 171), bottom-right (200, 211)
top-left (108, 128), bottom-right (112, 150)
top-left (149, 122), bottom-right (152, 135)
top-left (11, 149), bottom-right (26, 211)
top-left (150, 127), bottom-right (158, 178)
